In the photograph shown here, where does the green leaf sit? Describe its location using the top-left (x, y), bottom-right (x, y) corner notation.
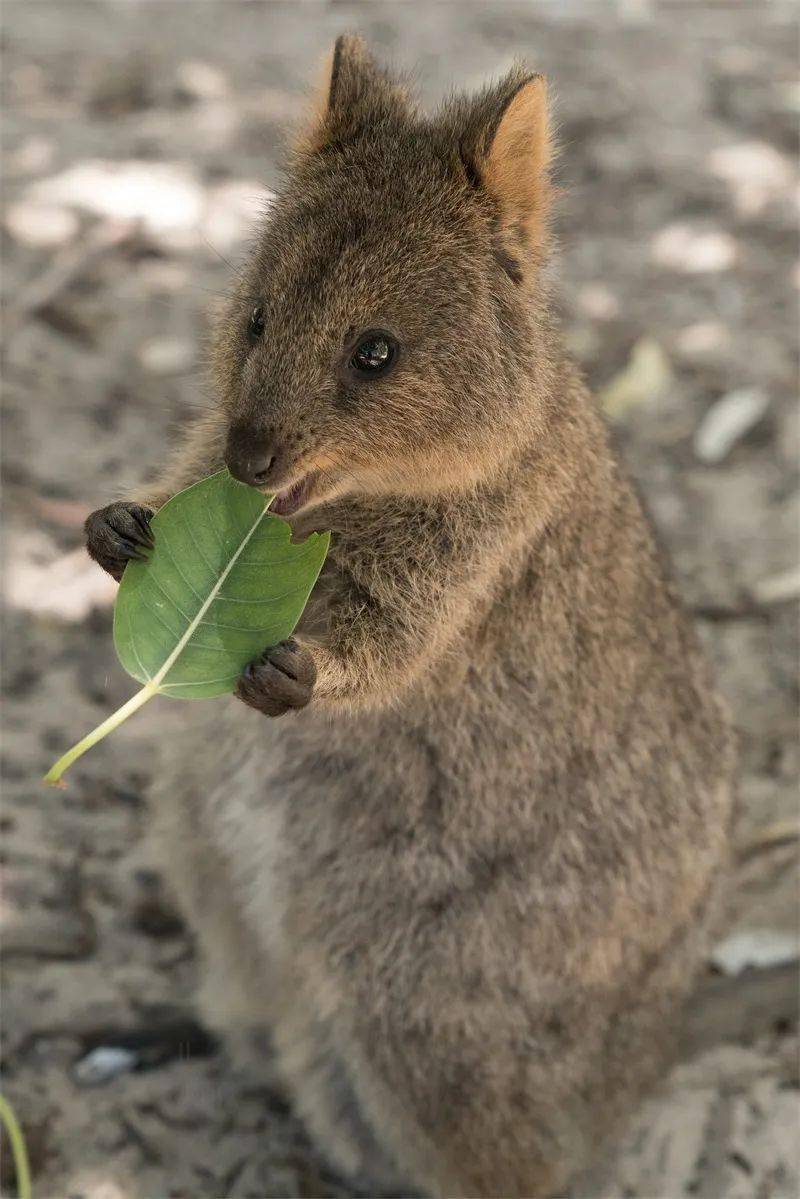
top-left (114, 469), bottom-right (329, 698)
top-left (44, 469), bottom-right (329, 784)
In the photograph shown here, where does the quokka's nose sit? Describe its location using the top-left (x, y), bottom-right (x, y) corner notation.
top-left (224, 427), bottom-right (281, 488)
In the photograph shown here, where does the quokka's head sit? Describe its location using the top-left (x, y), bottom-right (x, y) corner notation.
top-left (216, 35), bottom-right (555, 516)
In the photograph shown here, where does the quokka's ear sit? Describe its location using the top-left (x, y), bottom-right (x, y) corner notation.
top-left (459, 70), bottom-right (553, 270)
top-left (296, 34), bottom-right (411, 155)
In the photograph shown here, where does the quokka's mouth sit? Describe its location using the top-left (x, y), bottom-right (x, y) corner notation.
top-left (268, 471), bottom-right (320, 518)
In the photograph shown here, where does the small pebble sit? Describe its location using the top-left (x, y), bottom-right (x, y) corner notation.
top-left (711, 930), bottom-right (800, 976)
top-left (652, 223), bottom-right (737, 273)
top-left (600, 336), bottom-right (672, 418)
top-left (577, 283), bottom-right (619, 321)
top-left (693, 387), bottom-right (769, 463)
top-left (137, 336), bottom-right (195, 375)
top-left (73, 1046), bottom-right (139, 1087)
top-left (5, 201), bottom-right (79, 248)
top-left (175, 59), bottom-right (228, 101)
top-left (709, 141), bottom-right (794, 216)
top-left (676, 321), bottom-right (729, 358)
top-left (750, 565), bottom-right (800, 606)
top-left (710, 140), bottom-right (792, 182)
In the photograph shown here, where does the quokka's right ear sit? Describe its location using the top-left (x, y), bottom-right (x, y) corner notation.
top-left (295, 34), bottom-right (411, 156)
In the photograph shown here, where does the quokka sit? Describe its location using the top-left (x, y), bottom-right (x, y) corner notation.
top-left (86, 35), bottom-right (734, 1198)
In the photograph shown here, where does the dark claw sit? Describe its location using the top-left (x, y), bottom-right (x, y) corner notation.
top-left (85, 501), bottom-right (155, 581)
top-left (118, 536), bottom-right (150, 560)
top-left (130, 507), bottom-right (155, 547)
top-left (265, 639), bottom-right (316, 686)
top-left (236, 638), bottom-right (316, 718)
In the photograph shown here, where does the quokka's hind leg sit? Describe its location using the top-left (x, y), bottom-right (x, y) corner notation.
top-left (149, 761), bottom-right (276, 1055)
top-left (188, 852), bottom-right (274, 1048)
top-left (272, 1009), bottom-right (427, 1197)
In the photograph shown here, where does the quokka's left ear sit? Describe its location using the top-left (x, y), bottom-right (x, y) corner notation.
top-left (296, 34), bottom-right (412, 157)
top-left (458, 69), bottom-right (554, 270)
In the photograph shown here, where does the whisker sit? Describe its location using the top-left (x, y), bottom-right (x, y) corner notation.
top-left (200, 237), bottom-right (240, 273)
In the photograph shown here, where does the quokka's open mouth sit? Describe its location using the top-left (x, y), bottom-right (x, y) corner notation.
top-left (269, 471), bottom-right (320, 518)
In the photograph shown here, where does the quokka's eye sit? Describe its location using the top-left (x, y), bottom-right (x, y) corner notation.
top-left (248, 306), bottom-right (265, 341)
top-left (349, 330), bottom-right (398, 378)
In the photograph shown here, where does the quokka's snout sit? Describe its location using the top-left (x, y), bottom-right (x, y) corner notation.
top-left (224, 420), bottom-right (284, 489)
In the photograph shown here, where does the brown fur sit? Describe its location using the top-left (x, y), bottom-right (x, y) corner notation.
top-left (105, 38), bottom-right (734, 1197)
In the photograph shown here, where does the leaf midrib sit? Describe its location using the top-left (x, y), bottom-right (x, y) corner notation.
top-left (150, 495), bottom-right (272, 691)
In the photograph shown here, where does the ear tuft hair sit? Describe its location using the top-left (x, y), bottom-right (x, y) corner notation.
top-left (296, 34), bottom-right (411, 157)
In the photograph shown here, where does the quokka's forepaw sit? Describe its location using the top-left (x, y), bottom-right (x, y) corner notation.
top-left (236, 639), bottom-right (317, 717)
top-left (85, 501), bottom-right (155, 581)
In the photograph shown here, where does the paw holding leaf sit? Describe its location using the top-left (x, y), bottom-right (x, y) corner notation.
top-left (46, 471), bottom-right (329, 785)
top-left (85, 501), bottom-right (154, 581)
top-left (236, 639), bottom-right (317, 717)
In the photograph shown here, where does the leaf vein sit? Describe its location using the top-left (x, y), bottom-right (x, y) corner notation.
top-left (138, 594), bottom-right (185, 642)
top-left (174, 509), bottom-right (220, 579)
top-left (126, 601), bottom-right (153, 683)
top-left (146, 571), bottom-right (194, 624)
top-left (161, 673), bottom-right (241, 690)
top-left (214, 584), bottom-right (315, 607)
top-left (153, 532), bottom-right (208, 605)
top-left (152, 499), bottom-right (270, 687)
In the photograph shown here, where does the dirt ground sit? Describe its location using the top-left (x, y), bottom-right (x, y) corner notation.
top-left (1, 2), bottom-right (798, 1197)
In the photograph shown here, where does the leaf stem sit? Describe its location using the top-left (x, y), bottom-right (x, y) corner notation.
top-left (43, 681), bottom-right (158, 786)
top-left (0, 1093), bottom-right (32, 1199)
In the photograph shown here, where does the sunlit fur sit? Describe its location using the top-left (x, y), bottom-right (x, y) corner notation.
top-left (136, 38), bottom-right (733, 1198)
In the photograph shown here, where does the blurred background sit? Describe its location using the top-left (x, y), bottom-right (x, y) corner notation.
top-left (2, 2), bottom-right (798, 1196)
